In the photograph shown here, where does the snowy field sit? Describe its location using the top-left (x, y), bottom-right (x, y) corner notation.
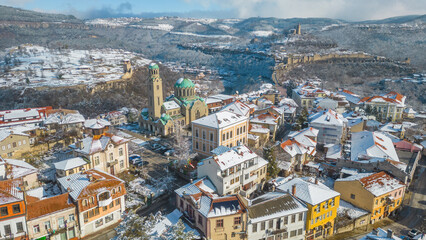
top-left (0, 45), bottom-right (151, 88)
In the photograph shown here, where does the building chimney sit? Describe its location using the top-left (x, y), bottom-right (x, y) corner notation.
top-left (190, 179), bottom-right (193, 184)
top-left (315, 178), bottom-right (319, 185)
top-left (292, 184), bottom-right (296, 196)
top-left (387, 229), bottom-right (393, 238)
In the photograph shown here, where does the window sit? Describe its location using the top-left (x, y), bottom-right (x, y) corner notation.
top-left (202, 131), bottom-right (206, 139)
top-left (198, 215), bottom-right (203, 226)
top-left (109, 153), bottom-right (114, 161)
top-left (119, 148), bottom-right (123, 156)
top-left (284, 216), bottom-right (288, 224)
top-left (195, 142), bottom-right (199, 149)
top-left (12, 204), bottom-right (20, 214)
top-left (195, 129), bottom-right (199, 137)
top-left (252, 223), bottom-right (257, 232)
top-left (276, 218), bottom-right (281, 229)
top-left (83, 212), bottom-right (89, 222)
top-left (109, 201), bottom-right (114, 208)
top-left (283, 232), bottom-right (289, 239)
top-left (23, 140), bottom-right (26, 144)
top-left (120, 160), bottom-right (124, 169)
top-left (290, 230), bottom-right (297, 237)
top-left (16, 222), bottom-right (24, 233)
top-left (69, 214), bottom-right (75, 222)
top-left (226, 132), bottom-right (229, 139)
top-left (260, 221), bottom-right (265, 230)
top-left (44, 221), bottom-right (51, 230)
top-left (237, 128), bottom-right (239, 135)
top-left (95, 156), bottom-right (100, 165)
top-left (68, 228), bottom-right (76, 239)
top-left (90, 196), bottom-right (95, 204)
top-left (4, 225), bottom-right (11, 235)
top-left (83, 199), bottom-right (88, 206)
top-left (103, 206), bottom-right (107, 211)
top-left (222, 134), bottom-right (225, 141)
top-left (291, 214), bottom-right (296, 223)
top-left (299, 213), bottom-right (303, 221)
top-left (210, 133), bottom-right (214, 141)
top-left (105, 214), bottom-right (114, 223)
top-left (269, 220), bottom-right (273, 229)
top-left (33, 225), bottom-right (40, 233)
top-left (1, 207), bottom-right (8, 216)
top-left (58, 217), bottom-right (65, 228)
top-left (350, 194), bottom-right (355, 199)
top-left (216, 219), bottom-right (223, 228)
top-left (234, 217), bottom-right (241, 225)
top-left (230, 131), bottom-right (233, 138)
top-left (18, 141), bottom-right (21, 146)
top-left (243, 126), bottom-right (246, 132)
top-left (1, 146), bottom-right (4, 150)
top-left (298, 228), bottom-right (303, 235)
top-left (12, 142), bottom-right (16, 148)
top-left (95, 219), bottom-right (104, 228)
top-left (203, 144), bottom-right (206, 152)
top-left (115, 198), bottom-right (120, 205)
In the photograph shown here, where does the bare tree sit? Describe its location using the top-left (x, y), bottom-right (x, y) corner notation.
top-left (172, 122), bottom-right (197, 168)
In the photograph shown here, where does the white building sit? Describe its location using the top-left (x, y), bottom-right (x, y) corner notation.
top-left (350, 131), bottom-right (400, 162)
top-left (247, 192), bottom-right (308, 240)
top-left (309, 109), bottom-right (348, 145)
top-left (197, 145), bottom-right (268, 197)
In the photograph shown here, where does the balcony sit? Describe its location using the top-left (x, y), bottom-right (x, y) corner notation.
top-left (107, 160), bottom-right (118, 167)
top-left (98, 191), bottom-right (112, 207)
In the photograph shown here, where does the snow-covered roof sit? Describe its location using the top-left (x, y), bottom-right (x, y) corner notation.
top-left (277, 177), bottom-right (340, 206)
top-left (163, 100), bottom-right (180, 110)
top-left (380, 123), bottom-right (404, 133)
top-left (208, 94), bottom-right (235, 101)
top-left (326, 144), bottom-right (342, 160)
top-left (309, 109), bottom-right (346, 126)
top-left (337, 200), bottom-right (369, 219)
top-left (279, 98), bottom-right (298, 107)
top-left (53, 157), bottom-right (88, 171)
top-left (337, 90), bottom-right (361, 105)
top-left (251, 112), bottom-right (280, 125)
top-left (336, 171), bottom-right (405, 197)
top-left (75, 134), bottom-right (128, 155)
top-left (249, 124), bottom-right (270, 134)
top-left (44, 112), bottom-right (85, 125)
top-left (247, 192), bottom-right (307, 223)
top-left (57, 169), bottom-right (124, 201)
top-left (351, 131), bottom-right (399, 162)
top-left (205, 97), bottom-right (223, 105)
top-left (192, 110), bottom-right (248, 129)
top-left (347, 118), bottom-right (364, 128)
top-left (281, 127), bottom-right (318, 158)
top-left (221, 101), bottom-right (251, 117)
top-left (84, 118), bottom-right (111, 129)
top-left (403, 108), bottom-right (416, 114)
top-left (204, 145), bottom-right (267, 171)
top-left (361, 228), bottom-right (402, 240)
top-left (2, 158), bottom-right (37, 179)
top-left (0, 179), bottom-right (24, 204)
top-left (0, 129), bottom-right (29, 142)
top-left (340, 167), bottom-right (359, 176)
top-left (174, 177), bottom-right (217, 197)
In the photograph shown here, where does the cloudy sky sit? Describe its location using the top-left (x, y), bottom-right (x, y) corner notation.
top-left (0, 0), bottom-right (425, 21)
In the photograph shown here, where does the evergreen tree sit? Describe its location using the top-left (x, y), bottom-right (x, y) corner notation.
top-left (264, 146), bottom-right (279, 178)
top-left (295, 107), bottom-right (309, 130)
top-left (164, 219), bottom-right (197, 240)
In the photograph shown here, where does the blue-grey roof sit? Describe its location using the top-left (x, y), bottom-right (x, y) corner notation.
top-left (210, 146), bottom-right (231, 155)
top-left (347, 118), bottom-right (363, 127)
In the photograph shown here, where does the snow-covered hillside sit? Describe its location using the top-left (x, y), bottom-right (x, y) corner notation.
top-left (0, 45), bottom-right (151, 88)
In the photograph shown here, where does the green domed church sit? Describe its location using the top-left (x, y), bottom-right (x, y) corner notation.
top-left (140, 63), bottom-right (208, 136)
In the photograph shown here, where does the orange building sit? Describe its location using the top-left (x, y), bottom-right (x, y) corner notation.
top-left (0, 179), bottom-right (28, 240)
top-left (57, 169), bottom-right (126, 238)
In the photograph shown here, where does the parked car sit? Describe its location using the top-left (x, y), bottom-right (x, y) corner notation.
top-left (164, 149), bottom-right (175, 156)
top-left (408, 229), bottom-right (421, 238)
top-left (129, 154), bottom-right (141, 161)
top-left (134, 159), bottom-right (148, 167)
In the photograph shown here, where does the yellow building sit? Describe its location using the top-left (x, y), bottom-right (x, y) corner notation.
top-left (0, 129), bottom-right (31, 159)
top-left (334, 171), bottom-right (405, 224)
top-left (140, 63), bottom-right (208, 136)
top-left (277, 178), bottom-right (340, 239)
top-left (359, 91), bottom-right (406, 122)
top-left (53, 157), bottom-right (91, 178)
top-left (192, 110), bottom-right (249, 157)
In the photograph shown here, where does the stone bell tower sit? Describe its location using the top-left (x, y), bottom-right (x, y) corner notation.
top-left (148, 63), bottom-right (163, 119)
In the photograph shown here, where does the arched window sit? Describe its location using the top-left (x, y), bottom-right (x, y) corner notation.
top-left (118, 186), bottom-right (122, 192)
top-left (90, 197), bottom-right (94, 204)
top-left (83, 199), bottom-right (88, 206)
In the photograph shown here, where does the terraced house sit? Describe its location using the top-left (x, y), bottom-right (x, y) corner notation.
top-left (334, 172), bottom-right (405, 224)
top-left (277, 178), bottom-right (340, 240)
top-left (57, 169), bottom-right (126, 238)
top-left (0, 179), bottom-right (27, 240)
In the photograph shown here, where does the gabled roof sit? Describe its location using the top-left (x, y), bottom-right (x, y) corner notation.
top-left (248, 192), bottom-right (307, 223)
top-left (44, 112), bottom-right (85, 125)
top-left (351, 131), bottom-right (399, 162)
top-left (251, 112), bottom-right (280, 125)
top-left (57, 169), bottom-right (125, 201)
top-left (0, 179), bottom-right (24, 205)
top-left (221, 100), bottom-right (251, 117)
top-left (336, 172), bottom-right (405, 197)
top-left (0, 129), bottom-right (29, 142)
top-left (202, 145), bottom-right (267, 171)
top-left (84, 118), bottom-right (111, 129)
top-left (2, 158), bottom-right (37, 179)
top-left (277, 178), bottom-right (340, 206)
top-left (280, 127), bottom-right (318, 157)
top-left (26, 193), bottom-right (74, 220)
top-left (309, 109), bottom-right (346, 126)
top-left (53, 157), bottom-right (88, 171)
top-left (174, 177), bottom-right (217, 198)
top-left (206, 195), bottom-right (245, 218)
top-left (192, 110), bottom-right (248, 129)
top-left (75, 133), bottom-right (128, 155)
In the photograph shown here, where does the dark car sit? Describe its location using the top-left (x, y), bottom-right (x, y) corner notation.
top-left (408, 229), bottom-right (421, 238)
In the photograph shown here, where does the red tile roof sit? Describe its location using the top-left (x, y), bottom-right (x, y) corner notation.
top-left (27, 193), bottom-right (74, 220)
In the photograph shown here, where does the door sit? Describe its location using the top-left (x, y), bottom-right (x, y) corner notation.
top-left (110, 166), bottom-right (115, 175)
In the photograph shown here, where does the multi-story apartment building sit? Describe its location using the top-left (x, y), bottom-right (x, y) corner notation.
top-left (250, 112), bottom-right (281, 140)
top-left (334, 171), bottom-right (405, 224)
top-left (309, 109), bottom-right (347, 145)
top-left (292, 84), bottom-right (327, 110)
top-left (57, 169), bottom-right (126, 238)
top-left (221, 101), bottom-right (251, 117)
top-left (246, 192), bottom-right (308, 240)
top-left (192, 110), bottom-right (249, 157)
top-left (358, 91), bottom-right (406, 122)
top-left (0, 130), bottom-right (31, 159)
top-left (26, 193), bottom-right (78, 240)
top-left (197, 145), bottom-right (268, 197)
top-left (175, 178), bottom-right (248, 240)
top-left (73, 133), bottom-right (129, 176)
top-left (0, 179), bottom-right (28, 240)
top-left (279, 127), bottom-right (318, 170)
top-left (277, 178), bottom-right (340, 240)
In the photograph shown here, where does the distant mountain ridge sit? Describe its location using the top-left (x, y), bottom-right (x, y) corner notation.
top-left (0, 5), bottom-right (81, 23)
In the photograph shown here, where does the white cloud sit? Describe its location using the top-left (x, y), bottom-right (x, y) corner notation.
top-left (189, 0), bottom-right (426, 21)
top-left (0, 0), bottom-right (33, 6)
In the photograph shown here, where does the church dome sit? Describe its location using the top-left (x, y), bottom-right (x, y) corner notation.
top-left (149, 63), bottom-right (159, 69)
top-left (174, 78), bottom-right (195, 89)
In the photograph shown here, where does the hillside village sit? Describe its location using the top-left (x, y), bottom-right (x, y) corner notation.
top-left (0, 59), bottom-right (424, 240)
